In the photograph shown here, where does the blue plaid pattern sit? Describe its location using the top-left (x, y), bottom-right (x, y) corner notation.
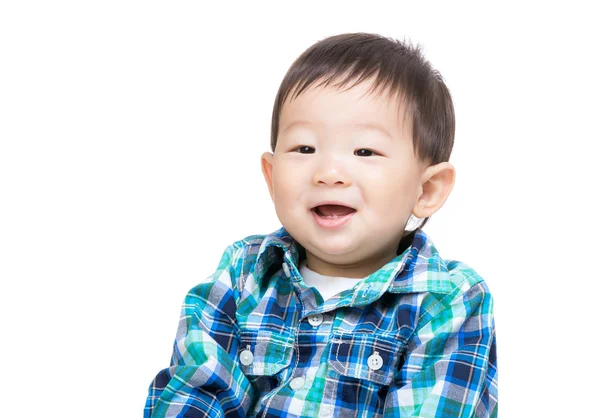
top-left (145, 227), bottom-right (498, 417)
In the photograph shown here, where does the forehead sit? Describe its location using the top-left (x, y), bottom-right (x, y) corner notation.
top-left (280, 77), bottom-right (411, 139)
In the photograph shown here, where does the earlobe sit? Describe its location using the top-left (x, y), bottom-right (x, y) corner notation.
top-left (412, 162), bottom-right (456, 218)
top-left (261, 152), bottom-right (275, 201)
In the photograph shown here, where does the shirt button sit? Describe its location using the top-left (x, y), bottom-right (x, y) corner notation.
top-left (289, 376), bottom-right (305, 390)
top-left (282, 263), bottom-right (291, 278)
top-left (239, 346), bottom-right (254, 366)
top-left (307, 313), bottom-right (324, 327)
top-left (367, 351), bottom-right (383, 370)
top-left (306, 368), bottom-right (317, 381)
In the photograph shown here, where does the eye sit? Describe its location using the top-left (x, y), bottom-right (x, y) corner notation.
top-left (354, 148), bottom-right (377, 157)
top-left (295, 146), bottom-right (315, 154)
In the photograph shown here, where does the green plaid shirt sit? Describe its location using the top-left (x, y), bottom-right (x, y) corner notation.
top-left (145, 227), bottom-right (497, 417)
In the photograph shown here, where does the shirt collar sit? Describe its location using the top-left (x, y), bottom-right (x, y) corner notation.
top-left (253, 227), bottom-right (453, 295)
top-left (387, 229), bottom-right (453, 294)
top-left (253, 227), bottom-right (303, 282)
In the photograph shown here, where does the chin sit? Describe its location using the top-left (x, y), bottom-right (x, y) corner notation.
top-left (308, 237), bottom-right (357, 257)
top-left (283, 215), bottom-right (359, 250)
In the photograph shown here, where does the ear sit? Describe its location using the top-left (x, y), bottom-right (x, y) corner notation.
top-left (261, 152), bottom-right (275, 201)
top-left (412, 162), bottom-right (456, 219)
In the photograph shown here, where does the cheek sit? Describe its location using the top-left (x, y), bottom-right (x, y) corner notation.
top-left (361, 165), bottom-right (403, 190)
top-left (273, 160), bottom-right (306, 188)
top-left (272, 167), bottom-right (300, 204)
top-left (362, 171), bottom-right (415, 207)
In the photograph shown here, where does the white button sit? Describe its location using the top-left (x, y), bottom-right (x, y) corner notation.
top-left (282, 263), bottom-right (291, 278)
top-left (306, 368), bottom-right (317, 381)
top-left (307, 313), bottom-right (323, 327)
top-left (240, 346), bottom-right (254, 366)
top-left (289, 376), bottom-right (305, 390)
top-left (367, 351), bottom-right (383, 370)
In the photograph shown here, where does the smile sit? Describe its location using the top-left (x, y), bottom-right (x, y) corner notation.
top-left (310, 205), bottom-right (356, 229)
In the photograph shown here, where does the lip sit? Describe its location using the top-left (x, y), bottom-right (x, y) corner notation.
top-left (310, 201), bottom-right (357, 229)
top-left (311, 209), bottom-right (355, 229)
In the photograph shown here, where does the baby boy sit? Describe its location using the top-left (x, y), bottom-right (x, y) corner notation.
top-left (145, 32), bottom-right (498, 417)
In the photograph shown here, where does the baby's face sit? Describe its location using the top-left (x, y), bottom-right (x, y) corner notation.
top-left (262, 78), bottom-right (430, 278)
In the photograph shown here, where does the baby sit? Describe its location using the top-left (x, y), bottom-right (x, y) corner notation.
top-left (145, 32), bottom-right (498, 417)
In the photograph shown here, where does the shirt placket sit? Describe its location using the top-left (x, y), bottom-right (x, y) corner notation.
top-left (279, 259), bottom-right (334, 415)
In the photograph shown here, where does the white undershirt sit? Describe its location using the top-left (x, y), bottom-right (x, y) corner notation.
top-left (298, 259), bottom-right (365, 301)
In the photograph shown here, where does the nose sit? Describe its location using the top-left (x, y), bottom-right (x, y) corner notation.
top-left (312, 158), bottom-right (352, 187)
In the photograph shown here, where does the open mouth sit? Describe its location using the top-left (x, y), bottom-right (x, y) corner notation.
top-left (312, 204), bottom-right (356, 218)
top-left (310, 204), bottom-right (356, 228)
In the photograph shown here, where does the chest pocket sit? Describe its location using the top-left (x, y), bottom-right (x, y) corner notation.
top-left (238, 329), bottom-right (294, 378)
top-left (328, 332), bottom-right (406, 386)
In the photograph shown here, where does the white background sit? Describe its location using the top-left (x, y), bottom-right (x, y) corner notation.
top-left (1, 1), bottom-right (598, 416)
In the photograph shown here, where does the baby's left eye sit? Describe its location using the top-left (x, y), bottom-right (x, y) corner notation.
top-left (354, 149), bottom-right (377, 157)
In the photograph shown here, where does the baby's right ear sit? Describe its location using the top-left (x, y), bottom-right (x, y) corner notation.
top-left (261, 152), bottom-right (275, 201)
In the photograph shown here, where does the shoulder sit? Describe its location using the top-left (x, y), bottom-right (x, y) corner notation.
top-left (392, 229), bottom-right (494, 316)
top-left (392, 230), bottom-right (489, 294)
top-left (426, 251), bottom-right (494, 313)
top-left (443, 260), bottom-right (495, 320)
top-left (403, 256), bottom-right (495, 343)
top-left (445, 259), bottom-right (491, 296)
top-left (420, 259), bottom-right (495, 335)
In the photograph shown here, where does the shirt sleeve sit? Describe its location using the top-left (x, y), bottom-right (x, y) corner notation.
top-left (144, 243), bottom-right (256, 418)
top-left (384, 280), bottom-right (498, 417)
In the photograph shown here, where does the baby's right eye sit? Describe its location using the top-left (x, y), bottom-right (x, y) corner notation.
top-left (295, 146), bottom-right (315, 154)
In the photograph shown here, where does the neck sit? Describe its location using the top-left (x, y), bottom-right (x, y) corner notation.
top-left (304, 249), bottom-right (397, 278)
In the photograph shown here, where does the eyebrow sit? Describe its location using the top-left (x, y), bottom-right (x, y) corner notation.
top-left (282, 120), bottom-right (393, 139)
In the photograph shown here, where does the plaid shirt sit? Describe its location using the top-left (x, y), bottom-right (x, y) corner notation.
top-left (145, 227), bottom-right (498, 417)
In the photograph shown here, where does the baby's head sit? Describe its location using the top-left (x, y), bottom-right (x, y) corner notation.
top-left (261, 33), bottom-right (456, 278)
